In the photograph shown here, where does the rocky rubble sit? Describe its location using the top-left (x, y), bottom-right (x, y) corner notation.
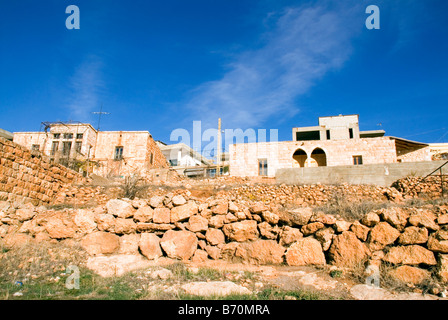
top-left (1, 192), bottom-right (448, 288)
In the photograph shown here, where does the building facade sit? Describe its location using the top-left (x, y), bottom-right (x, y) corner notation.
top-left (13, 123), bottom-right (168, 177)
top-left (230, 115), bottom-right (431, 177)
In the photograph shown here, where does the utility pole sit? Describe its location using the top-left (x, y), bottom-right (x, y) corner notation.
top-left (217, 118), bottom-right (222, 177)
top-left (92, 104), bottom-right (110, 131)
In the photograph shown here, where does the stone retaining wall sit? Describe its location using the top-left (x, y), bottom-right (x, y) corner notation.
top-left (1, 191), bottom-right (448, 286)
top-left (0, 137), bottom-right (87, 205)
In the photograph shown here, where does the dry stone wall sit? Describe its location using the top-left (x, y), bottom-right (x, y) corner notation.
top-left (0, 137), bottom-right (87, 205)
top-left (1, 190), bottom-right (448, 286)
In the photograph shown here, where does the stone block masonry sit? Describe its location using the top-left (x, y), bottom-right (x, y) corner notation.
top-left (0, 137), bottom-right (87, 205)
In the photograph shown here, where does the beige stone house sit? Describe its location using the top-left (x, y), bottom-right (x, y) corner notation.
top-left (13, 122), bottom-right (168, 177)
top-left (229, 115), bottom-right (432, 177)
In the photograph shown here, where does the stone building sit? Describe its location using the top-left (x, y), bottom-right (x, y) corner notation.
top-left (13, 122), bottom-right (168, 177)
top-left (229, 115), bottom-right (431, 177)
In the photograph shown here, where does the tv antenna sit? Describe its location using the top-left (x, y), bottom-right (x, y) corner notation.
top-left (92, 104), bottom-right (110, 131)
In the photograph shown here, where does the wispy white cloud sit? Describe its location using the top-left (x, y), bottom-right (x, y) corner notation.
top-left (184, 2), bottom-right (362, 129)
top-left (66, 55), bottom-right (105, 122)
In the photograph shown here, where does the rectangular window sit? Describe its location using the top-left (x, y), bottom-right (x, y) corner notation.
top-left (31, 144), bottom-right (40, 151)
top-left (76, 133), bottom-right (83, 140)
top-left (74, 141), bottom-right (82, 154)
top-left (114, 146), bottom-right (124, 160)
top-left (353, 155), bottom-right (363, 165)
top-left (326, 130), bottom-right (331, 140)
top-left (258, 159), bottom-right (268, 176)
top-left (63, 133), bottom-right (73, 140)
top-left (53, 133), bottom-right (60, 139)
top-left (62, 142), bottom-right (72, 156)
top-left (169, 159), bottom-right (178, 166)
top-left (149, 152), bottom-right (154, 165)
top-left (349, 128), bottom-right (354, 139)
top-left (51, 141), bottom-right (59, 156)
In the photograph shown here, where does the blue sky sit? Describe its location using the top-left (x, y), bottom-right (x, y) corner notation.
top-left (1, 0), bottom-right (447, 157)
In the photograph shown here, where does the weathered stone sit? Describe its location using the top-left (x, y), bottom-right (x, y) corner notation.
top-left (133, 205), bottom-right (154, 223)
top-left (136, 222), bottom-right (175, 233)
top-left (106, 199), bottom-right (135, 218)
top-left (380, 207), bottom-right (410, 231)
top-left (438, 215), bottom-right (448, 225)
top-left (86, 254), bottom-right (153, 277)
top-left (205, 245), bottom-right (221, 260)
top-left (149, 195), bottom-right (164, 208)
top-left (160, 230), bottom-right (198, 260)
top-left (222, 220), bottom-right (259, 242)
top-left (388, 266), bottom-right (431, 285)
top-left (81, 231), bottom-right (120, 256)
top-left (118, 234), bottom-right (140, 254)
top-left (361, 211), bottom-right (380, 227)
top-left (212, 201), bottom-right (229, 215)
top-left (228, 201), bottom-right (239, 213)
top-left (95, 213), bottom-right (115, 232)
top-left (170, 201), bottom-right (198, 223)
top-left (73, 209), bottom-right (97, 234)
top-left (288, 207), bottom-right (313, 226)
top-left (152, 208), bottom-right (171, 224)
top-left (301, 222), bottom-right (325, 236)
top-left (437, 254), bottom-right (448, 282)
top-left (43, 212), bottom-right (77, 239)
top-left (383, 245), bottom-right (437, 265)
top-left (236, 240), bottom-right (285, 265)
top-left (328, 231), bottom-right (370, 268)
top-left (398, 226), bottom-right (428, 245)
top-left (172, 195), bottom-right (187, 206)
top-left (224, 213), bottom-right (238, 224)
top-left (408, 210), bottom-right (439, 231)
top-left (209, 215), bottom-right (226, 228)
top-left (279, 226), bottom-right (303, 246)
top-left (311, 212), bottom-right (336, 225)
top-left (257, 222), bottom-right (280, 240)
top-left (367, 222), bottom-right (400, 251)
top-left (205, 228), bottom-right (225, 246)
top-left (350, 221), bottom-right (370, 242)
top-left (315, 227), bottom-right (335, 251)
top-left (191, 249), bottom-right (209, 262)
top-left (15, 208), bottom-right (35, 222)
top-left (249, 203), bottom-right (268, 214)
top-left (334, 220), bottom-right (352, 233)
top-left (2, 233), bottom-right (34, 248)
top-left (187, 215), bottom-right (209, 232)
top-left (139, 233), bottom-right (163, 260)
top-left (285, 237), bottom-right (325, 266)
top-left (262, 211), bottom-right (279, 224)
top-left (113, 218), bottom-right (137, 235)
top-left (427, 231), bottom-right (448, 253)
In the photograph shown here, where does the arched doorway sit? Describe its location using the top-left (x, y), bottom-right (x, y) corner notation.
top-left (292, 149), bottom-right (307, 167)
top-left (310, 148), bottom-right (327, 167)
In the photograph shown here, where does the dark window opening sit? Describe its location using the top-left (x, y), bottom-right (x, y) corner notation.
top-left (349, 128), bottom-right (354, 139)
top-left (295, 130), bottom-right (320, 141)
top-left (114, 146), bottom-right (124, 160)
top-left (353, 155), bottom-right (363, 165)
top-left (51, 141), bottom-right (59, 156)
top-left (169, 159), bottom-right (178, 166)
top-left (63, 133), bottom-right (73, 140)
top-left (76, 133), bottom-right (83, 140)
top-left (62, 142), bottom-right (72, 156)
top-left (75, 141), bottom-right (82, 154)
top-left (259, 159), bottom-right (268, 176)
top-left (326, 130), bottom-right (331, 140)
top-left (53, 133), bottom-right (60, 139)
top-left (31, 144), bottom-right (40, 151)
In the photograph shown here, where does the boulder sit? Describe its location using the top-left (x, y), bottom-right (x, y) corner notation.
top-left (81, 231), bottom-right (120, 256)
top-left (152, 208), bottom-right (171, 224)
top-left (367, 222), bottom-right (400, 251)
top-left (181, 281), bottom-right (251, 297)
top-left (257, 222), bottom-right (280, 240)
top-left (118, 234), bottom-right (140, 254)
top-left (301, 222), bottom-right (325, 236)
top-left (139, 233), bottom-right (163, 260)
top-left (437, 254), bottom-right (448, 282)
top-left (133, 205), bottom-right (154, 223)
top-left (334, 220), bottom-right (352, 233)
top-left (383, 245), bottom-right (437, 265)
top-left (42, 211), bottom-right (77, 239)
top-left (388, 266), bottom-right (431, 285)
top-left (408, 209), bottom-right (439, 231)
top-left (279, 226), bottom-right (303, 246)
top-left (249, 203), bottom-right (268, 214)
top-left (235, 240), bottom-right (285, 265)
top-left (106, 199), bottom-right (135, 218)
top-left (192, 249), bottom-right (209, 263)
top-left (187, 215), bottom-right (209, 232)
top-left (212, 201), bottom-right (229, 215)
top-left (314, 227), bottom-right (335, 251)
top-left (288, 207), bottom-right (313, 226)
top-left (74, 209), bottom-right (97, 234)
top-left (285, 237), bottom-right (325, 266)
top-left (261, 211), bottom-right (279, 224)
top-left (328, 231), bottom-right (370, 268)
top-left (350, 221), bottom-right (370, 241)
top-left (380, 207), bottom-right (410, 231)
top-left (398, 226), bottom-right (428, 245)
top-left (160, 230), bottom-right (198, 260)
top-left (136, 223), bottom-right (175, 233)
top-left (95, 213), bottom-right (115, 232)
top-left (222, 220), bottom-right (259, 242)
top-left (205, 228), bottom-right (225, 246)
top-left (172, 195), bottom-right (187, 206)
top-left (170, 201), bottom-right (198, 223)
top-left (205, 245), bottom-right (221, 260)
top-left (15, 207), bottom-right (36, 222)
top-left (149, 195), bottom-right (164, 208)
top-left (360, 211), bottom-right (380, 227)
top-left (112, 218), bottom-right (137, 235)
top-left (209, 215), bottom-right (226, 228)
top-left (427, 230), bottom-right (448, 253)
